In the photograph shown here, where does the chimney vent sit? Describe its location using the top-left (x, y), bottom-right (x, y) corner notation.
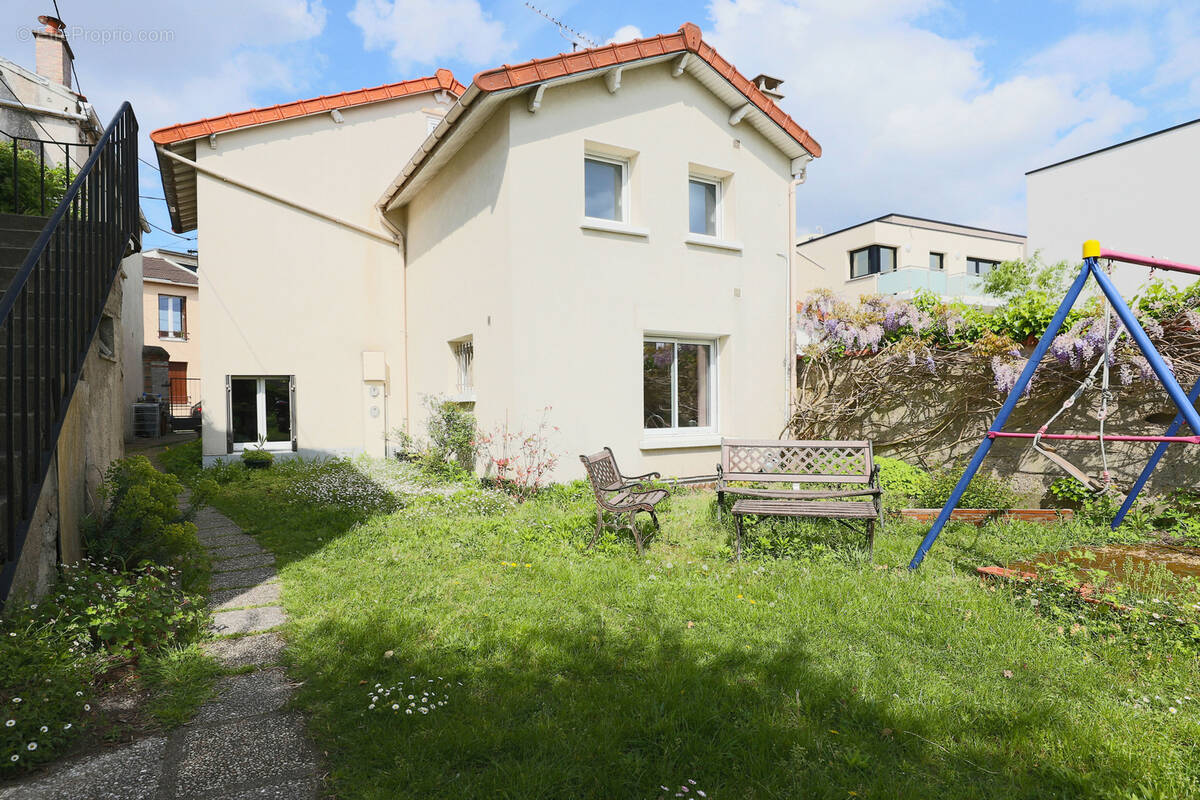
top-left (751, 74), bottom-right (784, 103)
top-left (33, 14), bottom-right (74, 90)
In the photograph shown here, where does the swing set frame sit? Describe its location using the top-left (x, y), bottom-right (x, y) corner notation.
top-left (909, 240), bottom-right (1200, 569)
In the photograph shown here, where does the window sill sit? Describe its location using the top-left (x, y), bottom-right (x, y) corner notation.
top-left (159, 335), bottom-right (188, 342)
top-left (233, 443), bottom-right (293, 454)
top-left (640, 433), bottom-right (721, 450)
top-left (448, 391), bottom-right (476, 403)
top-left (580, 218), bottom-right (649, 239)
top-left (684, 234), bottom-right (743, 253)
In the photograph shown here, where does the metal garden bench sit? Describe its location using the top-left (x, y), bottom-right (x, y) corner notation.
top-left (579, 447), bottom-right (668, 554)
top-left (716, 438), bottom-right (884, 559)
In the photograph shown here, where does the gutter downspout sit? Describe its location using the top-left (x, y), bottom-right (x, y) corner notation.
top-left (785, 166), bottom-right (805, 427)
top-left (157, 145), bottom-right (400, 247)
top-left (375, 201), bottom-right (412, 442)
top-left (0, 96), bottom-right (89, 122)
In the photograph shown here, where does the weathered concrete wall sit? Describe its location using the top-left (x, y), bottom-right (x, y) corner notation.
top-left (7, 253), bottom-right (134, 601)
top-left (796, 365), bottom-right (1199, 505)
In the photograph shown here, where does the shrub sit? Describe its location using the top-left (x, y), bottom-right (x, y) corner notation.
top-left (873, 457), bottom-right (931, 511)
top-left (475, 407), bottom-right (561, 501)
top-left (424, 396), bottom-right (479, 474)
top-left (241, 448), bottom-right (275, 468)
top-left (83, 456), bottom-right (209, 592)
top-left (918, 468), bottom-right (1021, 509)
top-left (1048, 477), bottom-right (1092, 509)
top-left (0, 140), bottom-right (70, 216)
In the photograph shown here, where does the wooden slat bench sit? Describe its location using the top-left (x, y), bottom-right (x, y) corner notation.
top-left (579, 447), bottom-right (668, 554)
top-left (716, 439), bottom-right (884, 560)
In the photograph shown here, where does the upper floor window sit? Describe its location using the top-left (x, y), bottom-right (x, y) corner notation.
top-left (968, 257), bottom-right (999, 276)
top-left (158, 294), bottom-right (186, 340)
top-left (584, 155), bottom-right (627, 222)
top-left (929, 252), bottom-right (945, 271)
top-left (849, 245), bottom-right (896, 279)
top-left (688, 176), bottom-right (720, 237)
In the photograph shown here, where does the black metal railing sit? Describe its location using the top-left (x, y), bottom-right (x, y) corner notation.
top-left (1, 129), bottom-right (90, 216)
top-left (0, 102), bottom-right (139, 602)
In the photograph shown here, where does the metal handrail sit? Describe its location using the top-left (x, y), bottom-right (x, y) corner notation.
top-left (0, 102), bottom-right (140, 602)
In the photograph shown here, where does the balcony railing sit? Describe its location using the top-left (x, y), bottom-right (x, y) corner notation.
top-left (1, 130), bottom-right (90, 217)
top-left (875, 266), bottom-right (991, 300)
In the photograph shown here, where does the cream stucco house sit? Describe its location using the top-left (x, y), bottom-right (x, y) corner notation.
top-left (140, 251), bottom-right (200, 417)
top-left (151, 24), bottom-right (821, 479)
top-left (796, 213), bottom-right (1026, 306)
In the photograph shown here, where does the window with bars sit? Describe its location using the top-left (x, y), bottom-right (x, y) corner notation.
top-left (454, 340), bottom-right (474, 393)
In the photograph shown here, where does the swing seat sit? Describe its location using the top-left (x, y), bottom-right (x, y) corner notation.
top-left (1036, 443), bottom-right (1106, 492)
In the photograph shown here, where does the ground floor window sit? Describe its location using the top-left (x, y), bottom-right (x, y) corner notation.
top-left (643, 338), bottom-right (715, 432)
top-left (228, 375), bottom-right (295, 452)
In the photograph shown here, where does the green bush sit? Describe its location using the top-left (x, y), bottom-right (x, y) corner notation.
top-left (918, 468), bottom-right (1021, 509)
top-left (873, 457), bottom-right (931, 511)
top-left (425, 396), bottom-right (479, 473)
top-left (241, 448), bottom-right (275, 468)
top-left (0, 140), bottom-right (70, 216)
top-left (1049, 477), bottom-right (1092, 509)
top-left (83, 456), bottom-right (209, 592)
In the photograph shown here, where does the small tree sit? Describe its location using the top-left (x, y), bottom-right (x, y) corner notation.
top-left (475, 406), bottom-right (560, 501)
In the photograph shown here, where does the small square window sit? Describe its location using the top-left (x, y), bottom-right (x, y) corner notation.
top-left (688, 177), bottom-right (720, 236)
top-left (584, 155), bottom-right (627, 222)
top-left (929, 252), bottom-right (945, 271)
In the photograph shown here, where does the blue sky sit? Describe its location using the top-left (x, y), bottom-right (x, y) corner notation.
top-left (4, 1), bottom-right (1199, 252)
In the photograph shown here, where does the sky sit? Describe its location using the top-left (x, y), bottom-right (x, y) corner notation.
top-left (3, 0), bottom-right (1199, 252)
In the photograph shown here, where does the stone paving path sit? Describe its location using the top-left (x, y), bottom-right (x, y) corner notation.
top-left (1, 506), bottom-right (324, 800)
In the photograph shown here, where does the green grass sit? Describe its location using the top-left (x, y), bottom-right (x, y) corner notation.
top-left (169, 454), bottom-right (1200, 800)
top-left (140, 644), bottom-right (223, 727)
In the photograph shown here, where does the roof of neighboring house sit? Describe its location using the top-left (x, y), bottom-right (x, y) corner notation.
top-left (149, 70), bottom-right (466, 145)
top-left (143, 256), bottom-right (198, 286)
top-left (797, 213), bottom-right (1026, 247)
top-left (1026, 116), bottom-right (1200, 176)
top-left (380, 23), bottom-right (822, 211)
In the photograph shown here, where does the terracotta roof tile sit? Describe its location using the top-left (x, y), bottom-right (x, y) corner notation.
top-left (150, 69), bottom-right (466, 145)
top-left (471, 23), bottom-right (820, 157)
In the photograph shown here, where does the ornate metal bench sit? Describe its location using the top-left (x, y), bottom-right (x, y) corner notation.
top-left (716, 438), bottom-right (884, 559)
top-left (579, 447), bottom-right (668, 554)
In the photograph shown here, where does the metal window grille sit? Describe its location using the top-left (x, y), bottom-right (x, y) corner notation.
top-left (455, 341), bottom-right (474, 392)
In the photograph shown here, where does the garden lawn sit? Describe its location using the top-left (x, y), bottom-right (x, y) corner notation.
top-left (192, 458), bottom-right (1200, 800)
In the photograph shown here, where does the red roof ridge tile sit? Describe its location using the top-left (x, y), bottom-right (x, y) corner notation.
top-left (151, 70), bottom-right (466, 145)
top-left (469, 22), bottom-right (819, 157)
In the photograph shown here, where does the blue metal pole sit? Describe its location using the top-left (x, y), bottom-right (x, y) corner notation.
top-left (908, 261), bottom-right (1094, 569)
top-left (1088, 262), bottom-right (1200, 436)
top-left (1110, 375), bottom-right (1200, 528)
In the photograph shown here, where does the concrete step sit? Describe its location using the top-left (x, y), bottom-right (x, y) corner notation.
top-left (0, 213), bottom-right (51, 234)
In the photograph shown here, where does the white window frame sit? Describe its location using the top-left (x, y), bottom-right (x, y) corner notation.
top-left (642, 336), bottom-right (718, 439)
top-left (583, 153), bottom-right (630, 224)
top-left (228, 375), bottom-right (295, 453)
top-left (687, 174), bottom-right (722, 238)
top-left (158, 294), bottom-right (186, 341)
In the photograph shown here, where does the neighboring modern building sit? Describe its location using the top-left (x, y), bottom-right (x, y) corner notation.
top-left (1027, 119), bottom-right (1200, 296)
top-left (141, 251), bottom-right (200, 417)
top-left (151, 24), bottom-right (821, 478)
top-left (795, 213), bottom-right (1026, 305)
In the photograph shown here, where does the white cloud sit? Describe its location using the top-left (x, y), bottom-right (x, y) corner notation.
top-left (707, 0), bottom-right (1144, 233)
top-left (607, 25), bottom-right (644, 44)
top-left (349, 0), bottom-right (513, 72)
